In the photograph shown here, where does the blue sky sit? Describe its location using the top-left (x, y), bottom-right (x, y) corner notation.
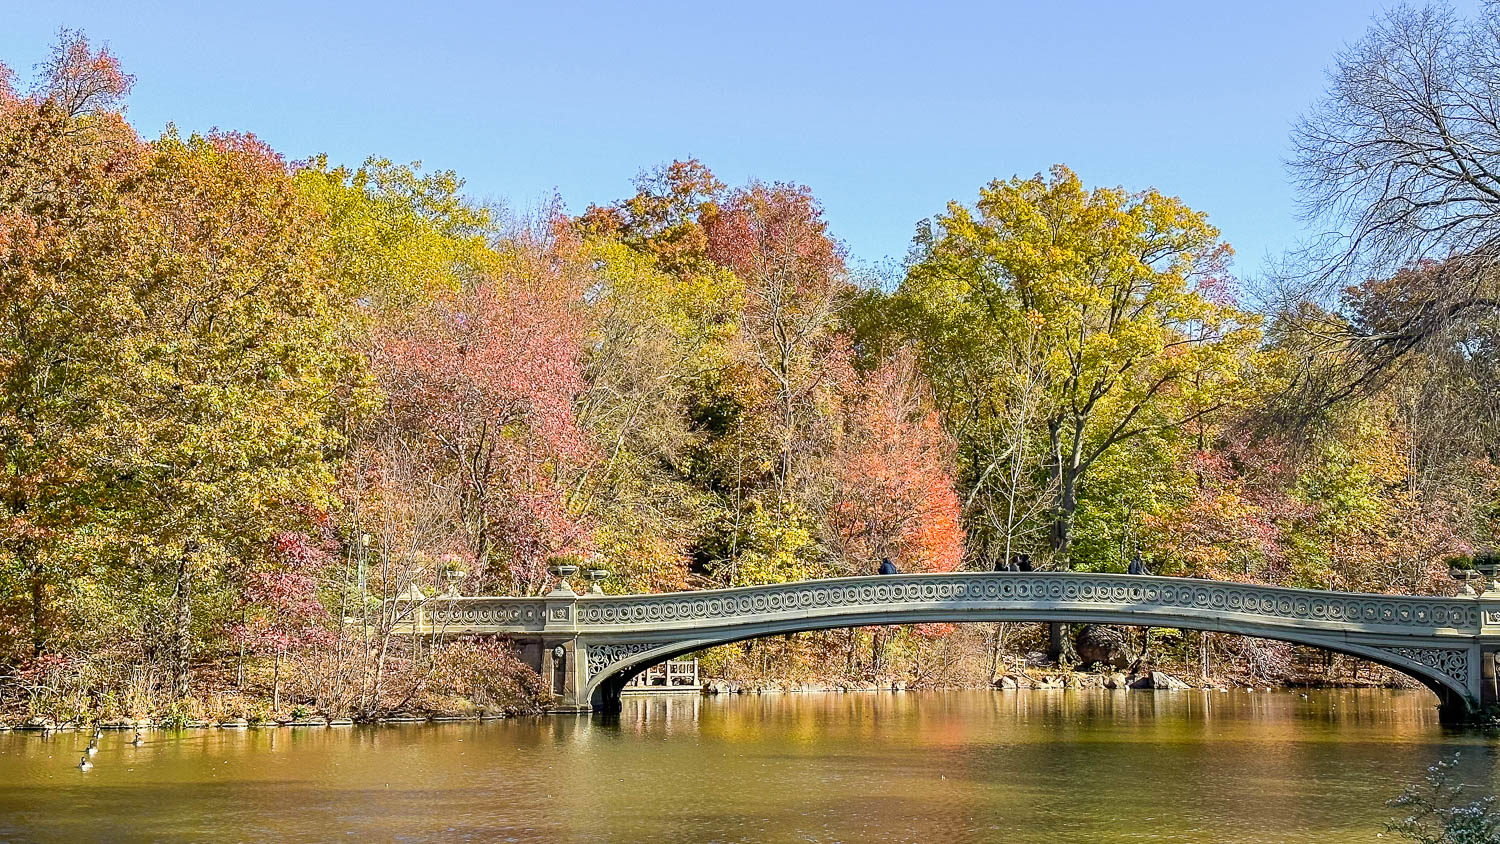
top-left (2, 1), bottom-right (1477, 284)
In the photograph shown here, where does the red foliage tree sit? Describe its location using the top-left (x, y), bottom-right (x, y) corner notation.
top-left (230, 531), bottom-right (331, 711)
top-left (376, 233), bottom-right (593, 594)
top-left (705, 181), bottom-right (844, 292)
top-left (706, 182), bottom-right (850, 499)
top-left (33, 29), bottom-right (134, 118)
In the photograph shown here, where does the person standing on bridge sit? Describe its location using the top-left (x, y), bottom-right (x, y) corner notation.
top-left (995, 554), bottom-right (1026, 572)
top-left (879, 557), bottom-right (899, 575)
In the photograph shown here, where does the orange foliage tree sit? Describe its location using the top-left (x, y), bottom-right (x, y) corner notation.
top-left (823, 350), bottom-right (963, 575)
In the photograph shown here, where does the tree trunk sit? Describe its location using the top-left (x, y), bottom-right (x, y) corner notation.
top-left (272, 649), bottom-right (282, 713)
top-left (1046, 441), bottom-right (1081, 664)
top-left (987, 622), bottom-right (1004, 679)
top-left (1050, 465), bottom-right (1079, 565)
top-left (370, 628), bottom-right (391, 716)
top-left (24, 541), bottom-right (44, 658)
top-left (169, 541), bottom-right (199, 699)
top-left (1047, 622), bottom-right (1067, 664)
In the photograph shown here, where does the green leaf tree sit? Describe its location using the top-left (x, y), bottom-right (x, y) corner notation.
top-left (107, 130), bottom-right (364, 696)
top-left (0, 33), bottom-right (142, 658)
top-left (898, 165), bottom-right (1261, 565)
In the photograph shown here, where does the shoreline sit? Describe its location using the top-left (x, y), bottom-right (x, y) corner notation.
top-left (698, 665), bottom-right (1414, 697)
top-left (0, 677), bottom-right (1415, 732)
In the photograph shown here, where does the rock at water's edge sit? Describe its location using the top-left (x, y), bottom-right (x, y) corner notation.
top-left (1129, 671), bottom-right (1188, 690)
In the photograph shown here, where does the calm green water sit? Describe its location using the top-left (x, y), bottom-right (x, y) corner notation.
top-left (0, 690), bottom-right (1496, 842)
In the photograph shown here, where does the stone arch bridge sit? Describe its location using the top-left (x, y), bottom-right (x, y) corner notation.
top-left (406, 572), bottom-right (1500, 721)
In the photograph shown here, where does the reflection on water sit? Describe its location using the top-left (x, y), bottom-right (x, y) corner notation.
top-left (0, 690), bottom-right (1495, 842)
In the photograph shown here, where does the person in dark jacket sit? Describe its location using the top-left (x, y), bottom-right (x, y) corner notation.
top-left (1014, 553), bottom-right (1033, 572)
top-left (1127, 552), bottom-right (1150, 575)
top-left (879, 557), bottom-right (899, 575)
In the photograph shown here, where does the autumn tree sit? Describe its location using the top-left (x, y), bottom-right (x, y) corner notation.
top-left (899, 165), bottom-right (1261, 566)
top-left (568, 238), bottom-right (735, 592)
top-left (821, 350), bottom-right (963, 575)
top-left (102, 129), bottom-right (362, 696)
top-left (1, 34), bottom-right (361, 697)
top-left (374, 227), bottom-right (593, 595)
top-left (581, 163), bottom-right (861, 587)
top-left (0, 32), bottom-right (142, 658)
top-left (578, 158), bottom-right (725, 278)
top-left (296, 155), bottom-right (497, 311)
top-left (573, 161), bottom-right (748, 589)
top-left (230, 531), bottom-right (331, 712)
top-left (707, 181), bottom-right (849, 502)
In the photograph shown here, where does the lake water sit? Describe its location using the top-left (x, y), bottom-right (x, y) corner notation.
top-left (0, 689), bottom-right (1496, 842)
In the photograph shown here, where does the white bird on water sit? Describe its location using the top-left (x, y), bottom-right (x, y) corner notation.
top-left (78, 755), bottom-right (92, 771)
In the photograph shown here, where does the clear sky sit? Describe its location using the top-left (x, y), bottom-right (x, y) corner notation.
top-left (1, 1), bottom-right (1478, 283)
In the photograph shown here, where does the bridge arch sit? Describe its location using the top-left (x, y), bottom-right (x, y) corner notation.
top-left (582, 609), bottom-right (1474, 715)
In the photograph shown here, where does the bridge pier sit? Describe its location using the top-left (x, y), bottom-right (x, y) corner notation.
top-left (1475, 608), bottom-right (1500, 720)
top-left (1480, 645), bottom-right (1500, 717)
top-left (517, 635), bottom-right (592, 712)
top-left (1438, 683), bottom-right (1477, 724)
top-left (499, 580), bottom-right (596, 712)
top-left (590, 669), bottom-right (628, 714)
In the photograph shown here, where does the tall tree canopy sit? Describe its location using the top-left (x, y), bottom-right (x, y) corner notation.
top-left (895, 165), bottom-right (1261, 565)
top-left (0, 31), bottom-right (141, 657)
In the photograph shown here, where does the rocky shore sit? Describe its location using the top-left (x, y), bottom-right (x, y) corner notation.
top-left (0, 709), bottom-right (530, 732)
top-left (699, 671), bottom-right (1203, 696)
top-left (699, 665), bottom-right (1407, 697)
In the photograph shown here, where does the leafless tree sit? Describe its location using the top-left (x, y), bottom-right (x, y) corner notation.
top-left (1287, 2), bottom-right (1500, 397)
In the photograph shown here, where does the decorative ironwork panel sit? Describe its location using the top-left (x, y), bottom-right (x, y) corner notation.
top-left (1376, 646), bottom-right (1471, 687)
top-left (427, 600), bottom-right (547, 627)
top-left (586, 642), bottom-right (659, 680)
